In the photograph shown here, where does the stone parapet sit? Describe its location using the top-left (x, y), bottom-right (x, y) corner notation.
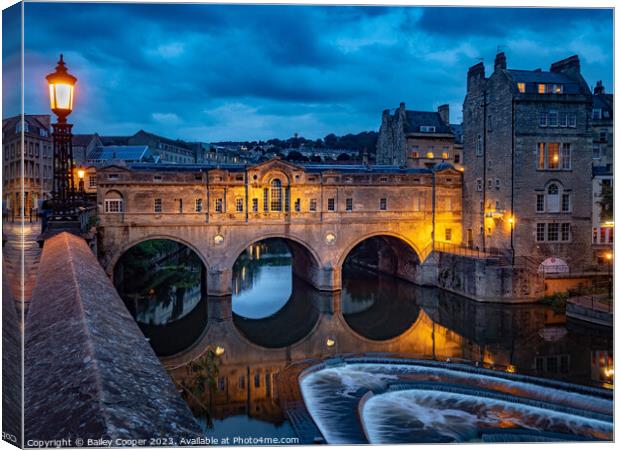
top-left (25, 232), bottom-right (201, 442)
top-left (2, 273), bottom-right (22, 447)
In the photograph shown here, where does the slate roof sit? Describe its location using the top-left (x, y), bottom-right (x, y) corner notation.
top-left (506, 69), bottom-right (583, 94)
top-left (2, 114), bottom-right (50, 139)
top-left (404, 111), bottom-right (452, 134)
top-left (100, 135), bottom-right (130, 146)
top-left (88, 145), bottom-right (153, 162)
top-left (72, 134), bottom-right (99, 147)
top-left (593, 93), bottom-right (613, 119)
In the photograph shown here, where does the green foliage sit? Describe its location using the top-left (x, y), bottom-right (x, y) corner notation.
top-left (540, 291), bottom-right (568, 313)
top-left (597, 182), bottom-right (613, 222)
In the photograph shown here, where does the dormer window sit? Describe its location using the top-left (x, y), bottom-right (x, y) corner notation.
top-left (538, 84), bottom-right (563, 94)
top-left (420, 126), bottom-right (436, 133)
top-left (517, 82), bottom-right (526, 93)
top-left (39, 128), bottom-right (48, 137)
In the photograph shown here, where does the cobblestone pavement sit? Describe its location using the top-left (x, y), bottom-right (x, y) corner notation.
top-left (2, 219), bottom-right (43, 320)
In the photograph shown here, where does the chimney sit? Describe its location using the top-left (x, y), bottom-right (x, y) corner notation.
top-left (494, 52), bottom-right (507, 72)
top-left (438, 104), bottom-right (450, 124)
top-left (467, 62), bottom-right (485, 91)
top-left (399, 102), bottom-right (406, 112)
top-left (594, 80), bottom-right (605, 95)
top-left (550, 55), bottom-right (580, 76)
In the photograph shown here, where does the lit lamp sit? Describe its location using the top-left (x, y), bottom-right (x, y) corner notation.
top-left (46, 54), bottom-right (78, 216)
top-left (77, 168), bottom-right (85, 195)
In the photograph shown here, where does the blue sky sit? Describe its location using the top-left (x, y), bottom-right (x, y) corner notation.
top-left (3, 3), bottom-right (613, 141)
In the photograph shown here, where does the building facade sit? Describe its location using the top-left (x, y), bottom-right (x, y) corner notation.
top-left (128, 130), bottom-right (196, 164)
top-left (2, 115), bottom-right (53, 215)
top-left (462, 53), bottom-right (594, 272)
top-left (590, 81), bottom-right (613, 262)
top-left (376, 103), bottom-right (462, 169)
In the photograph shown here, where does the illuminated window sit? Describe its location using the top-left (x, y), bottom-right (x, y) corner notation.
top-left (154, 198), bottom-right (162, 213)
top-left (547, 143), bottom-right (560, 169)
top-left (270, 179), bottom-right (282, 211)
top-left (552, 84), bottom-right (563, 94)
top-left (517, 82), bottom-right (525, 93)
top-left (538, 84), bottom-right (546, 94)
top-left (426, 152), bottom-right (434, 159)
top-left (441, 152), bottom-right (449, 159)
top-left (411, 151), bottom-right (419, 158)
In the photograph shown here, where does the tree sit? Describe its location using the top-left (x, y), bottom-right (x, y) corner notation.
top-left (286, 150), bottom-right (307, 162)
top-left (337, 153), bottom-right (351, 161)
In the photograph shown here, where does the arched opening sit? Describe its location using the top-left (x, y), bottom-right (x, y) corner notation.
top-left (340, 235), bottom-right (421, 341)
top-left (104, 189), bottom-right (124, 213)
top-left (270, 179), bottom-right (283, 211)
top-left (231, 237), bottom-right (320, 348)
top-left (113, 238), bottom-right (207, 356)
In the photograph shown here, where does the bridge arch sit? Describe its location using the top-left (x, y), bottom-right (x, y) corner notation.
top-left (338, 232), bottom-right (423, 286)
top-left (108, 234), bottom-right (210, 282)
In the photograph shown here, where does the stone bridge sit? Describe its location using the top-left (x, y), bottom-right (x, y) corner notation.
top-left (96, 159), bottom-right (463, 296)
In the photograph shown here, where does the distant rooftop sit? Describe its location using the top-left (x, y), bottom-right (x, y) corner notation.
top-left (88, 145), bottom-right (154, 162)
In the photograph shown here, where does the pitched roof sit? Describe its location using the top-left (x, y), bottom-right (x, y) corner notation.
top-left (88, 145), bottom-right (153, 162)
top-left (100, 135), bottom-right (131, 146)
top-left (72, 134), bottom-right (99, 147)
top-left (404, 111), bottom-right (452, 134)
top-left (506, 69), bottom-right (583, 94)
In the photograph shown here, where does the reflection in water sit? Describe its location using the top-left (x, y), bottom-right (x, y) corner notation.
top-left (232, 239), bottom-right (292, 319)
top-left (119, 239), bottom-right (613, 443)
top-left (114, 239), bottom-right (207, 356)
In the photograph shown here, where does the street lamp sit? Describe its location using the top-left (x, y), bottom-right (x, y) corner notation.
top-left (77, 168), bottom-right (85, 196)
top-left (605, 252), bottom-right (613, 300)
top-left (46, 54), bottom-right (78, 217)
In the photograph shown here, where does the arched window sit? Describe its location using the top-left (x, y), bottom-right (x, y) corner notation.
top-left (547, 183), bottom-right (560, 212)
top-left (104, 190), bottom-right (124, 213)
top-left (270, 179), bottom-right (282, 211)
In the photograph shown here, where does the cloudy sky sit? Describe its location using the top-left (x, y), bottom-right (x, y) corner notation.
top-left (3, 3), bottom-right (613, 141)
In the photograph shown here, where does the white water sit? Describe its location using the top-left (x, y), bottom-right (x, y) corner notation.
top-left (300, 362), bottom-right (613, 444)
top-left (362, 389), bottom-right (613, 444)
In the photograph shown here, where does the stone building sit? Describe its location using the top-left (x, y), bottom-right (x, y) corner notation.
top-left (72, 133), bottom-right (102, 165)
top-left (462, 53), bottom-right (594, 272)
top-left (2, 115), bottom-right (53, 215)
top-left (376, 103), bottom-right (462, 169)
top-left (128, 130), bottom-right (196, 164)
top-left (590, 81), bottom-right (613, 262)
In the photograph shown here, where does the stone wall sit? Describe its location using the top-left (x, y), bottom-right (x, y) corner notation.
top-left (2, 275), bottom-right (21, 447)
top-left (25, 232), bottom-right (202, 442)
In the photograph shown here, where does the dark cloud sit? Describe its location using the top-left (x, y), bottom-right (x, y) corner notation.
top-left (6, 3), bottom-right (613, 141)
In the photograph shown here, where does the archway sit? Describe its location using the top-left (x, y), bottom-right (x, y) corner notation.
top-left (113, 238), bottom-right (208, 356)
top-left (339, 235), bottom-right (422, 341)
top-left (231, 237), bottom-right (322, 347)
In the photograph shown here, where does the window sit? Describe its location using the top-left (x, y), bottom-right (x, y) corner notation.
top-left (536, 194), bottom-right (545, 212)
top-left (552, 84), bottom-right (563, 94)
top-left (600, 130), bottom-right (607, 142)
top-left (108, 174), bottom-right (119, 180)
top-left (154, 198), bottom-right (162, 213)
top-left (593, 144), bottom-right (601, 159)
top-left (536, 223), bottom-right (546, 241)
top-left (254, 373), bottom-right (261, 388)
top-left (560, 143), bottom-right (571, 169)
top-left (104, 199), bottom-right (123, 213)
top-left (547, 143), bottom-right (560, 169)
top-left (476, 135), bottom-right (483, 156)
top-left (346, 198), bottom-right (353, 211)
top-left (379, 198), bottom-right (387, 211)
top-left (548, 110), bottom-right (558, 127)
top-left (495, 178), bottom-right (501, 189)
top-left (294, 198), bottom-right (301, 212)
top-left (252, 198), bottom-right (258, 212)
top-left (476, 178), bottom-right (483, 192)
top-left (547, 223), bottom-right (559, 241)
top-left (426, 152), bottom-right (434, 159)
top-left (411, 151), bottom-right (419, 158)
top-left (561, 193), bottom-right (571, 212)
top-left (270, 179), bottom-right (282, 211)
top-left (539, 113), bottom-right (548, 127)
top-left (236, 198), bottom-right (243, 212)
top-left (445, 228), bottom-right (452, 241)
top-left (487, 115), bottom-right (493, 132)
top-left (547, 184), bottom-right (560, 212)
top-left (592, 227), bottom-right (599, 244)
top-left (561, 223), bottom-right (571, 241)
top-left (263, 188), bottom-right (269, 212)
top-left (568, 114), bottom-right (576, 127)
top-left (538, 84), bottom-right (546, 94)
top-left (309, 199), bottom-right (317, 212)
top-left (487, 178), bottom-right (493, 189)
top-left (89, 175), bottom-right (97, 187)
top-left (327, 198), bottom-right (335, 211)
top-left (214, 198), bottom-right (223, 213)
top-left (592, 108), bottom-right (602, 120)
top-left (195, 198), bottom-right (203, 212)
top-left (454, 153), bottom-right (460, 164)
top-left (517, 82), bottom-right (525, 93)
top-left (559, 113), bottom-right (568, 127)
top-left (420, 125), bottom-right (436, 132)
top-left (441, 152), bottom-right (449, 159)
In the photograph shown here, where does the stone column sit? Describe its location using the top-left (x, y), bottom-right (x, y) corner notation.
top-left (206, 267), bottom-right (233, 296)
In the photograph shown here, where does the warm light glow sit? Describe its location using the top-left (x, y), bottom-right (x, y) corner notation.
top-left (506, 365), bottom-right (516, 373)
top-left (605, 252), bottom-right (612, 261)
top-left (604, 221), bottom-right (614, 227)
top-left (326, 338), bottom-right (335, 348)
top-left (46, 54), bottom-right (77, 118)
top-left (604, 367), bottom-right (614, 377)
top-left (458, 167), bottom-right (465, 172)
top-left (214, 234), bottom-right (224, 245)
top-left (325, 233), bottom-right (336, 244)
top-left (49, 83), bottom-right (74, 111)
top-left (214, 346), bottom-right (225, 356)
top-left (552, 154), bottom-right (559, 163)
top-left (426, 152), bottom-right (434, 159)
top-left (77, 169), bottom-right (85, 179)
top-left (507, 216), bottom-right (515, 225)
top-left (441, 152), bottom-right (449, 159)
top-left (517, 82), bottom-right (525, 93)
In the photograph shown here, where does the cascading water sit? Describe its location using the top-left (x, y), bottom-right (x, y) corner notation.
top-left (299, 360), bottom-right (613, 444)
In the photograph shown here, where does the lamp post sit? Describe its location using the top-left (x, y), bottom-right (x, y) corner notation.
top-left (77, 168), bottom-right (85, 198)
top-left (46, 54), bottom-right (78, 218)
top-left (605, 252), bottom-right (613, 300)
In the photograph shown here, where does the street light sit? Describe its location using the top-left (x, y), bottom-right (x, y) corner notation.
top-left (605, 252), bottom-right (613, 300)
top-left (46, 54), bottom-right (78, 217)
top-left (77, 168), bottom-right (85, 197)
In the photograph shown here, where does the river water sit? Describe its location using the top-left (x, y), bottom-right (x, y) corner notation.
top-left (114, 238), bottom-right (613, 444)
